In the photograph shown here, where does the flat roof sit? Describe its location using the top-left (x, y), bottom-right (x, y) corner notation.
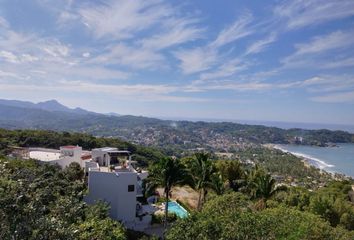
top-left (29, 151), bottom-right (60, 161)
top-left (108, 150), bottom-right (130, 154)
top-left (92, 147), bottom-right (130, 154)
top-left (93, 147), bottom-right (118, 151)
top-left (61, 145), bottom-right (80, 149)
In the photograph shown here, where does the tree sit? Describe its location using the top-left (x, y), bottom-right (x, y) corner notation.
top-left (209, 173), bottom-right (226, 195)
top-left (0, 157), bottom-right (127, 240)
top-left (147, 157), bottom-right (186, 227)
top-left (63, 162), bottom-right (84, 181)
top-left (184, 153), bottom-right (215, 211)
top-left (166, 193), bottom-right (354, 240)
top-left (216, 160), bottom-right (244, 191)
top-left (244, 166), bottom-right (286, 210)
top-left (252, 173), bottom-right (278, 200)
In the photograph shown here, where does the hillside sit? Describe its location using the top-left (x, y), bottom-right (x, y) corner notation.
top-left (0, 100), bottom-right (353, 155)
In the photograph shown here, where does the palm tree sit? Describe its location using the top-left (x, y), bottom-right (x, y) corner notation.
top-left (216, 160), bottom-right (244, 191)
top-left (252, 173), bottom-right (277, 200)
top-left (210, 173), bottom-right (226, 195)
top-left (146, 157), bottom-right (186, 228)
top-left (185, 153), bottom-right (215, 211)
top-left (247, 166), bottom-right (285, 203)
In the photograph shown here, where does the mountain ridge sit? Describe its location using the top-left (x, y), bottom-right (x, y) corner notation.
top-left (0, 99), bottom-right (95, 115)
top-left (0, 99), bottom-right (353, 154)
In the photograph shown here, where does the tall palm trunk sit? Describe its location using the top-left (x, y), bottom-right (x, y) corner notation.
top-left (202, 188), bottom-right (208, 207)
top-left (197, 189), bottom-right (202, 211)
top-left (164, 186), bottom-right (169, 228)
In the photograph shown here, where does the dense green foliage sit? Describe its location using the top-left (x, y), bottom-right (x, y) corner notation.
top-left (236, 147), bottom-right (335, 186)
top-left (166, 193), bottom-right (354, 240)
top-left (1, 128), bottom-right (353, 239)
top-left (0, 158), bottom-right (127, 240)
top-left (0, 128), bottom-right (165, 167)
top-left (163, 156), bottom-right (354, 239)
top-left (273, 181), bottom-right (354, 230)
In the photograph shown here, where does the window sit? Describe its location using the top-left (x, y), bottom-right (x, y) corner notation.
top-left (128, 185), bottom-right (135, 192)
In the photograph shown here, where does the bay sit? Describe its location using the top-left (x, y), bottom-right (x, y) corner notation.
top-left (275, 143), bottom-right (354, 177)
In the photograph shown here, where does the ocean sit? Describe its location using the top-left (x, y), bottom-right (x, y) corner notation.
top-left (274, 143), bottom-right (354, 177)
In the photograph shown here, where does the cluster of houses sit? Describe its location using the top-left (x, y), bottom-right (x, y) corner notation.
top-left (12, 145), bottom-right (154, 231)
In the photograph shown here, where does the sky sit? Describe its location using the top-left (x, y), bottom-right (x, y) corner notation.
top-left (0, 0), bottom-right (354, 125)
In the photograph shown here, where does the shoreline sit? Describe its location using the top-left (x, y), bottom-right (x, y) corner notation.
top-left (269, 144), bottom-right (354, 179)
top-left (270, 144), bottom-right (353, 179)
top-left (272, 144), bottom-right (335, 170)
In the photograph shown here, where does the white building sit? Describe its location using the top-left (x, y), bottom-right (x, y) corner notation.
top-left (91, 147), bottom-right (133, 167)
top-left (28, 145), bottom-right (92, 168)
top-left (85, 150), bottom-right (152, 230)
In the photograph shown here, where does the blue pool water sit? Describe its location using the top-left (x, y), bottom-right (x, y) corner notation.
top-left (167, 201), bottom-right (189, 218)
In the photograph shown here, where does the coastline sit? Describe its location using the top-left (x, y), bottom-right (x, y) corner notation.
top-left (271, 144), bottom-right (335, 171)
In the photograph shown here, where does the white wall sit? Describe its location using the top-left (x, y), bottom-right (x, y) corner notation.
top-left (51, 156), bottom-right (81, 168)
top-left (85, 171), bottom-right (137, 223)
top-left (91, 149), bottom-right (110, 166)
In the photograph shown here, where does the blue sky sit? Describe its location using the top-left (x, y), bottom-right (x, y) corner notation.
top-left (0, 0), bottom-right (354, 125)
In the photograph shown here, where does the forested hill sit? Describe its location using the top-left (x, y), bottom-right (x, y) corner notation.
top-left (0, 102), bottom-right (353, 153)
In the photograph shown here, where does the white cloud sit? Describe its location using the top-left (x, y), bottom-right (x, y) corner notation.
top-left (321, 57), bottom-right (354, 69)
top-left (92, 43), bottom-right (164, 70)
top-left (0, 80), bottom-right (210, 103)
top-left (311, 91), bottom-right (354, 103)
top-left (0, 50), bottom-right (19, 63)
top-left (82, 52), bottom-right (90, 58)
top-left (57, 11), bottom-right (79, 25)
top-left (301, 75), bottom-right (354, 92)
top-left (245, 33), bottom-right (277, 55)
top-left (274, 0), bottom-right (354, 29)
top-left (0, 70), bottom-right (24, 79)
top-left (294, 31), bottom-right (354, 56)
top-left (79, 0), bottom-right (172, 40)
top-left (0, 20), bottom-right (131, 82)
top-left (173, 47), bottom-right (218, 74)
top-left (0, 16), bottom-right (9, 28)
top-left (210, 12), bottom-right (253, 48)
top-left (0, 51), bottom-right (38, 64)
top-left (282, 30), bottom-right (354, 68)
top-left (199, 58), bottom-right (248, 81)
top-left (139, 17), bottom-right (204, 50)
top-left (41, 39), bottom-right (70, 57)
top-left (173, 12), bottom-right (255, 75)
top-left (203, 81), bottom-right (272, 91)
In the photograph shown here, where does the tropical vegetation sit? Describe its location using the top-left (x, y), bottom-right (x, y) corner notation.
top-left (1, 128), bottom-right (354, 239)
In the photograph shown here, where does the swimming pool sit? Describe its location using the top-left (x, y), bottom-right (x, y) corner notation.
top-left (167, 201), bottom-right (189, 218)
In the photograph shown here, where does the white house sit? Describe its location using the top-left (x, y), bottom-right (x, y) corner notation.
top-left (28, 145), bottom-right (92, 168)
top-left (85, 166), bottom-right (138, 223)
top-left (92, 147), bottom-right (131, 167)
top-left (84, 150), bottom-right (152, 230)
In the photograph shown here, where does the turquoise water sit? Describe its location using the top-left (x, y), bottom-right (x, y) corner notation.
top-left (168, 201), bottom-right (188, 218)
top-left (276, 143), bottom-right (354, 177)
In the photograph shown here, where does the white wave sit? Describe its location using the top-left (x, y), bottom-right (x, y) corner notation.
top-left (273, 145), bottom-right (334, 169)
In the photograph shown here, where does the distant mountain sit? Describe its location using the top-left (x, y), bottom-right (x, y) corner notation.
top-left (36, 99), bottom-right (72, 112)
top-left (0, 99), bottom-right (94, 115)
top-left (106, 112), bottom-right (121, 117)
top-left (0, 99), bottom-right (353, 154)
